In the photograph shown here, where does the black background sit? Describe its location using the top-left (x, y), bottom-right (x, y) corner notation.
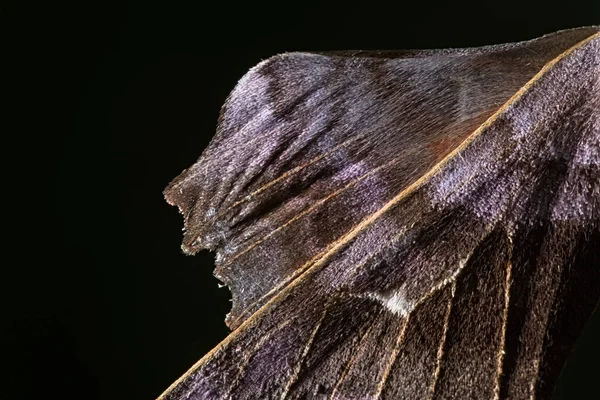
top-left (5, 1), bottom-right (600, 399)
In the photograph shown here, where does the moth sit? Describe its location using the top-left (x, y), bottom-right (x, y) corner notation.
top-left (160, 26), bottom-right (599, 399)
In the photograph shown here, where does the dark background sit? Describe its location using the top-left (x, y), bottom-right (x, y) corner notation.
top-left (5, 1), bottom-right (600, 399)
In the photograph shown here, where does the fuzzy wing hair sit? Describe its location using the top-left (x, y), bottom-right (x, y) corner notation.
top-left (161, 27), bottom-right (599, 399)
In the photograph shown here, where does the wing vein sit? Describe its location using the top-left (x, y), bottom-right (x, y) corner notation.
top-left (429, 282), bottom-right (456, 399)
top-left (328, 309), bottom-right (382, 399)
top-left (222, 319), bottom-right (295, 399)
top-left (218, 133), bottom-right (369, 216)
top-left (374, 316), bottom-right (410, 399)
top-left (494, 234), bottom-right (514, 400)
top-left (222, 155), bottom-right (403, 267)
top-left (280, 297), bottom-right (332, 399)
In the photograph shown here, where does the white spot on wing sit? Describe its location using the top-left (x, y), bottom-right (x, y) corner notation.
top-left (366, 252), bottom-right (473, 316)
top-left (367, 284), bottom-right (412, 316)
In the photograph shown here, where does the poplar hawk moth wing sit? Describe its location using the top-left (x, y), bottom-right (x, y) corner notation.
top-left (160, 27), bottom-right (600, 399)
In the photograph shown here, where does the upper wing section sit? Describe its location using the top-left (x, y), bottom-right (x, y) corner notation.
top-left (159, 30), bottom-right (599, 400)
top-left (164, 27), bottom-right (599, 329)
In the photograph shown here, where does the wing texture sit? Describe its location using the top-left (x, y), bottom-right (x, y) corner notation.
top-left (162, 27), bottom-right (599, 399)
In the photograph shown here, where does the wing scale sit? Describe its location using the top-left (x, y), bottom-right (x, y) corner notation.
top-left (161, 28), bottom-right (599, 399)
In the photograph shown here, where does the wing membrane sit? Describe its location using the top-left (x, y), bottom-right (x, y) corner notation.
top-left (164, 27), bottom-right (597, 329)
top-left (161, 28), bottom-right (599, 399)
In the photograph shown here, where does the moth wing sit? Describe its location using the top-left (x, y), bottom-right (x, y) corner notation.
top-left (164, 27), bottom-right (597, 329)
top-left (161, 30), bottom-right (600, 399)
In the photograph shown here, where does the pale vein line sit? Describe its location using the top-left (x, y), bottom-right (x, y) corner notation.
top-left (411, 249), bottom-right (472, 311)
top-left (218, 133), bottom-right (368, 216)
top-left (222, 155), bottom-right (402, 267)
top-left (280, 300), bottom-right (331, 400)
top-left (329, 312), bottom-right (380, 400)
top-left (374, 316), bottom-right (410, 400)
top-left (156, 34), bottom-right (599, 400)
top-left (494, 235), bottom-right (514, 400)
top-left (221, 319), bottom-right (294, 400)
top-left (429, 282), bottom-right (456, 400)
